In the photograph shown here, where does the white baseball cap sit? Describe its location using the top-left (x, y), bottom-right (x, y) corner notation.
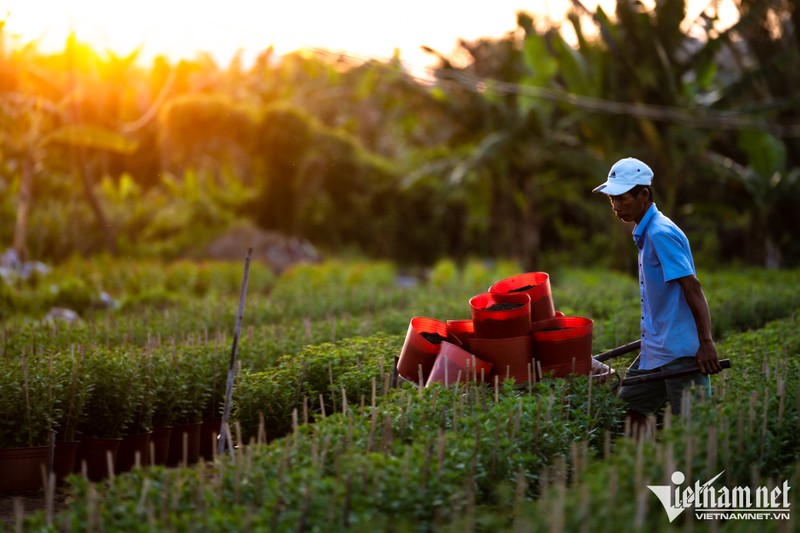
top-left (592, 157), bottom-right (653, 195)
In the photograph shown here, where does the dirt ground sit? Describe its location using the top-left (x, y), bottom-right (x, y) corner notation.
top-left (0, 489), bottom-right (70, 530)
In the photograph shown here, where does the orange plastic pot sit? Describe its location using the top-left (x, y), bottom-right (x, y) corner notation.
top-left (397, 317), bottom-right (449, 385)
top-left (490, 272), bottom-right (555, 323)
top-left (446, 319), bottom-right (475, 350)
top-left (426, 341), bottom-right (493, 387)
top-left (469, 334), bottom-right (535, 384)
top-left (469, 292), bottom-right (532, 339)
top-left (532, 316), bottom-right (594, 377)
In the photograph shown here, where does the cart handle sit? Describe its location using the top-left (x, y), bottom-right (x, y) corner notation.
top-left (619, 359), bottom-right (732, 387)
top-left (593, 340), bottom-right (641, 362)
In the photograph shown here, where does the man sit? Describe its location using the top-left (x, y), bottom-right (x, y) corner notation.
top-left (593, 157), bottom-right (722, 435)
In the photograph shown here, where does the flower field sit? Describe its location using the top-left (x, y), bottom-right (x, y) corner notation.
top-left (2, 258), bottom-right (800, 531)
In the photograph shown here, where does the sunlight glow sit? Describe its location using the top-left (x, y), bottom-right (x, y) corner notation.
top-left (2, 0), bottom-right (738, 70)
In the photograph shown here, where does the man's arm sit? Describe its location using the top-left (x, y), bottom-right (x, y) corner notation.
top-left (676, 275), bottom-right (722, 374)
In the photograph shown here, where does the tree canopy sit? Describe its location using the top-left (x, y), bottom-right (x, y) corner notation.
top-left (1, 0), bottom-right (798, 269)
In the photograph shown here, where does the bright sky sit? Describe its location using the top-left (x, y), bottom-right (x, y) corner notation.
top-left (2, 0), bottom-right (737, 71)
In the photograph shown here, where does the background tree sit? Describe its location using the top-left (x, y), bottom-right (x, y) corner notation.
top-left (1, 2), bottom-right (799, 268)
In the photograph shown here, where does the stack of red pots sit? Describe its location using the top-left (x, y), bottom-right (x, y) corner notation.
top-left (396, 272), bottom-right (595, 387)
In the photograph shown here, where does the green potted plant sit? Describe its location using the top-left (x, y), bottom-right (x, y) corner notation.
top-left (74, 349), bottom-right (138, 481)
top-left (52, 349), bottom-right (92, 484)
top-left (0, 352), bottom-right (65, 491)
top-left (116, 351), bottom-right (157, 472)
top-left (149, 353), bottom-right (183, 465)
top-left (164, 349), bottom-right (212, 466)
top-left (198, 348), bottom-right (228, 461)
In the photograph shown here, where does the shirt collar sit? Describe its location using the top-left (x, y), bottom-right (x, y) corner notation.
top-left (632, 203), bottom-right (658, 246)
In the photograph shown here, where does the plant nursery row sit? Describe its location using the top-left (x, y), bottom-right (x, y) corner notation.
top-left (2, 258), bottom-right (800, 531)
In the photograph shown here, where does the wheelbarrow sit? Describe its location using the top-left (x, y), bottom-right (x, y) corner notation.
top-left (591, 339), bottom-right (732, 391)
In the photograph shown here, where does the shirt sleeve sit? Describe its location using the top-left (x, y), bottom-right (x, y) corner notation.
top-left (650, 229), bottom-right (695, 282)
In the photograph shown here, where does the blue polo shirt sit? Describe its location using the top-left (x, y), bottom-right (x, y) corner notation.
top-left (633, 204), bottom-right (699, 370)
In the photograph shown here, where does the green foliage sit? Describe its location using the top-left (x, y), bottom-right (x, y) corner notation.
top-left (149, 348), bottom-right (215, 427)
top-left (29, 375), bottom-right (624, 532)
top-left (429, 258), bottom-right (460, 289)
top-left (0, 277), bottom-right (13, 320)
top-left (4, 257), bottom-right (800, 530)
top-left (0, 353), bottom-right (64, 447)
top-left (50, 276), bottom-right (99, 314)
top-left (75, 349), bottom-right (141, 439)
top-left (1, 2), bottom-right (800, 269)
top-left (513, 314), bottom-right (800, 532)
top-left (233, 334), bottom-right (401, 442)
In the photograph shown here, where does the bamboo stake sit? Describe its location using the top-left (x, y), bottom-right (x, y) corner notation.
top-left (760, 385), bottom-right (769, 462)
top-left (218, 247), bottom-right (252, 457)
top-left (258, 413), bottom-right (266, 445)
top-left (46, 429), bottom-right (55, 490)
top-left (527, 361), bottom-right (533, 395)
top-left (777, 372), bottom-right (785, 426)
top-left (13, 497), bottom-right (23, 533)
top-left (45, 470), bottom-right (54, 527)
top-left (367, 409), bottom-right (378, 453)
top-left (88, 483), bottom-right (100, 532)
top-left (578, 483), bottom-right (590, 533)
top-left (328, 361), bottom-right (336, 411)
top-left (234, 421), bottom-right (243, 460)
top-left (587, 369), bottom-right (593, 423)
top-left (707, 424), bottom-right (718, 476)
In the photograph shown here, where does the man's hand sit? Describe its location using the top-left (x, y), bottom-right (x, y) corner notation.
top-left (696, 339), bottom-right (722, 374)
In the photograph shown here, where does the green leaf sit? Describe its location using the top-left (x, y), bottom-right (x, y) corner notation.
top-left (737, 130), bottom-right (786, 178)
top-left (45, 125), bottom-right (138, 154)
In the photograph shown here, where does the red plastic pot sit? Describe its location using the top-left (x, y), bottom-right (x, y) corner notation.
top-left (200, 418), bottom-right (222, 462)
top-left (150, 426), bottom-right (173, 466)
top-left (446, 319), bottom-right (475, 350)
top-left (167, 421), bottom-right (203, 467)
top-left (426, 341), bottom-right (493, 387)
top-left (0, 446), bottom-right (49, 492)
top-left (75, 437), bottom-right (122, 482)
top-left (532, 316), bottom-right (594, 377)
top-left (539, 359), bottom-right (592, 378)
top-left (116, 431), bottom-right (152, 472)
top-left (470, 334), bottom-right (536, 384)
top-left (469, 292), bottom-right (532, 339)
top-left (397, 317), bottom-right (450, 385)
top-left (53, 441), bottom-right (79, 484)
top-left (490, 272), bottom-right (555, 323)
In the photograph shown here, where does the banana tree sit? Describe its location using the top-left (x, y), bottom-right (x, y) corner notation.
top-left (0, 35), bottom-right (140, 261)
top-left (0, 94), bottom-right (138, 261)
top-left (706, 130), bottom-right (800, 267)
top-left (403, 13), bottom-right (617, 269)
top-left (703, 0), bottom-right (800, 266)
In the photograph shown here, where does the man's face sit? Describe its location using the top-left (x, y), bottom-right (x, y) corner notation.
top-left (608, 189), bottom-right (649, 223)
